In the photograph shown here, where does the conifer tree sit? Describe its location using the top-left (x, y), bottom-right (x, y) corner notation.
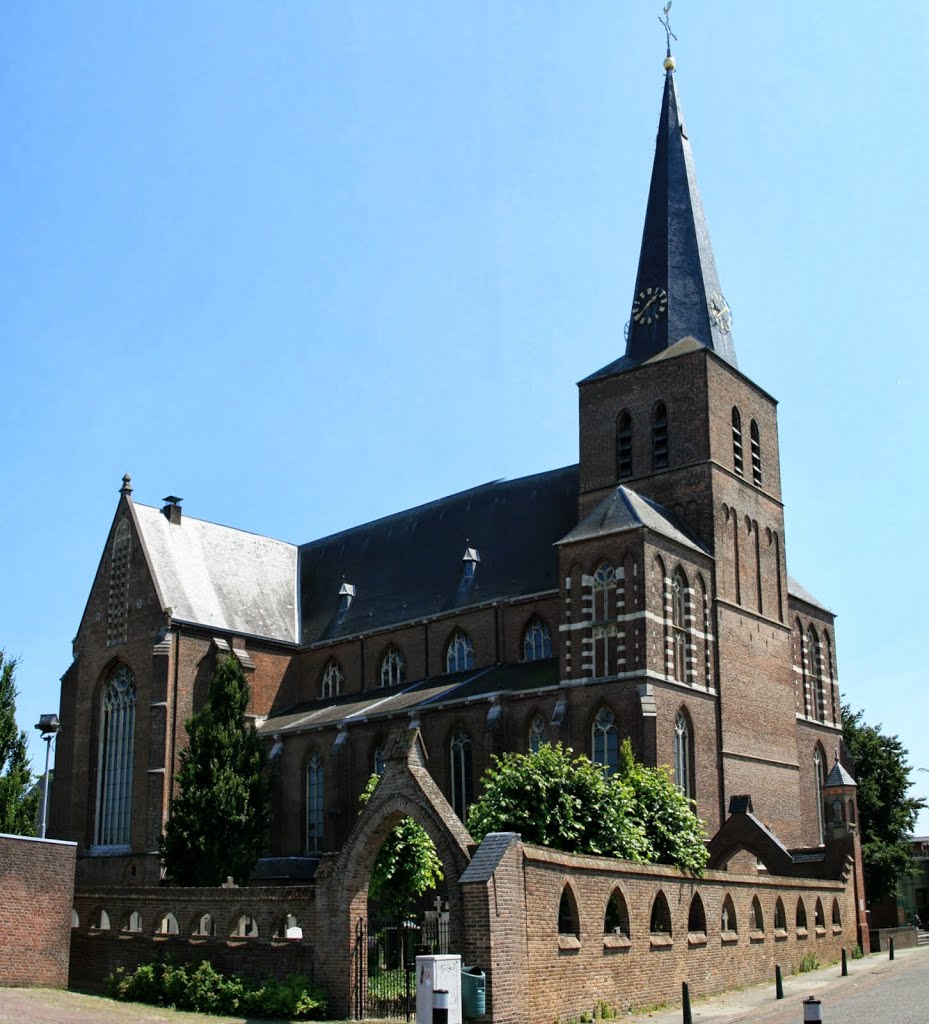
top-left (0, 651), bottom-right (40, 836)
top-left (160, 655), bottom-right (271, 885)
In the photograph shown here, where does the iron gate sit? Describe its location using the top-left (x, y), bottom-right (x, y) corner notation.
top-left (352, 902), bottom-right (452, 1020)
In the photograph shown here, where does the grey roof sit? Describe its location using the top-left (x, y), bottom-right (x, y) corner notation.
top-left (826, 759), bottom-right (857, 788)
top-left (557, 484), bottom-right (709, 555)
top-left (585, 68), bottom-right (736, 382)
top-left (260, 659), bottom-right (560, 736)
top-left (133, 503), bottom-right (299, 643)
top-left (459, 832), bottom-right (521, 884)
top-left (787, 575), bottom-right (833, 615)
top-left (299, 466), bottom-right (579, 643)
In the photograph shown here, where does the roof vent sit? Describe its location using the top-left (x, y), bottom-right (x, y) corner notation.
top-left (162, 495), bottom-right (183, 525)
top-left (338, 582), bottom-right (356, 612)
top-left (462, 545), bottom-right (481, 579)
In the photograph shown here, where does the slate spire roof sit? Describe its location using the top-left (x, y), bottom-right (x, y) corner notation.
top-left (587, 59), bottom-right (737, 380)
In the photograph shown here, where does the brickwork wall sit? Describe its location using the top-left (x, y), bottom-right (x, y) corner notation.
top-left (69, 886), bottom-right (319, 994)
top-left (0, 834), bottom-right (77, 987)
top-left (474, 841), bottom-right (857, 1024)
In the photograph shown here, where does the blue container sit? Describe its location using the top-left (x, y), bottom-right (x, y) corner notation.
top-left (461, 965), bottom-right (486, 1018)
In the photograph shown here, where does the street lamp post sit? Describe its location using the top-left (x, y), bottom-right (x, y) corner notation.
top-left (34, 714), bottom-right (60, 840)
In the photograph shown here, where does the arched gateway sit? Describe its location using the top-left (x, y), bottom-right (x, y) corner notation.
top-left (315, 729), bottom-right (473, 1018)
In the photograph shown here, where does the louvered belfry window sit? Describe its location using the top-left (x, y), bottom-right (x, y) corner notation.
top-left (95, 664), bottom-right (136, 846)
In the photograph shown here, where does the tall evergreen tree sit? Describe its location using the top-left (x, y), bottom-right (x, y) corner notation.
top-left (842, 703), bottom-right (927, 903)
top-left (0, 651), bottom-right (40, 836)
top-left (160, 655), bottom-right (271, 885)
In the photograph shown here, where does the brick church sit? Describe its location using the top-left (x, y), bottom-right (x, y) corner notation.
top-left (51, 55), bottom-right (844, 889)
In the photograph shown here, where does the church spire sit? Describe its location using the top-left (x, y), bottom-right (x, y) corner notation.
top-left (623, 53), bottom-right (738, 370)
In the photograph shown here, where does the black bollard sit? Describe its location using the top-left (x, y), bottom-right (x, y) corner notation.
top-left (841, 948), bottom-right (848, 976)
top-left (889, 937), bottom-right (895, 961)
top-left (775, 964), bottom-right (784, 1000)
top-left (682, 981), bottom-right (692, 1024)
top-left (433, 989), bottom-right (449, 1024)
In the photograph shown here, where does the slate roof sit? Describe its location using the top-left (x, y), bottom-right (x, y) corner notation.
top-left (826, 759), bottom-right (857, 788)
top-left (586, 67), bottom-right (737, 382)
top-left (787, 575), bottom-right (833, 615)
top-left (299, 465), bottom-right (579, 643)
top-left (258, 659), bottom-right (560, 737)
top-left (557, 483), bottom-right (709, 555)
top-left (133, 503), bottom-right (299, 643)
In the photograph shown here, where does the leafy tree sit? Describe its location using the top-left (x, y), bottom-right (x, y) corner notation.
top-left (467, 741), bottom-right (708, 872)
top-left (842, 703), bottom-right (926, 903)
top-left (0, 651), bottom-right (39, 836)
top-left (160, 656), bottom-right (271, 885)
top-left (359, 773), bottom-right (444, 917)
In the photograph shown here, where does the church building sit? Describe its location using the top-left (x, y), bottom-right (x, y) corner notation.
top-left (51, 53), bottom-right (844, 889)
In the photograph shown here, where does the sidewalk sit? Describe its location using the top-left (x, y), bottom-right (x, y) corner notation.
top-left (624, 944), bottom-right (929, 1024)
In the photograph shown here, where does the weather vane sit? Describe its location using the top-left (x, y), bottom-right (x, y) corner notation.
top-left (659, 2), bottom-right (677, 57)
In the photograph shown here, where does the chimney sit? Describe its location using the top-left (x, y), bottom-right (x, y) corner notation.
top-left (162, 495), bottom-right (183, 525)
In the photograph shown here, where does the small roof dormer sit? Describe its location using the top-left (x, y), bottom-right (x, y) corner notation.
top-left (338, 581), bottom-right (356, 613)
top-left (462, 546), bottom-right (480, 579)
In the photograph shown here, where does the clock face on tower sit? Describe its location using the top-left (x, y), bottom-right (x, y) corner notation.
top-left (632, 286), bottom-right (668, 325)
top-left (709, 291), bottom-right (732, 333)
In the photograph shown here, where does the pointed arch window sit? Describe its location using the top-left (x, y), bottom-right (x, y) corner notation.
top-left (604, 889), bottom-right (630, 937)
top-left (731, 408), bottom-right (744, 476)
top-left (671, 568), bottom-right (688, 682)
top-left (558, 885), bottom-right (580, 937)
top-left (95, 664), bottom-right (136, 847)
top-left (814, 746), bottom-right (826, 844)
top-left (380, 647), bottom-right (406, 688)
top-left (320, 659), bottom-right (343, 699)
top-left (450, 728), bottom-right (473, 822)
top-left (808, 628), bottom-right (824, 722)
top-left (687, 893), bottom-right (707, 934)
top-left (528, 714), bottom-right (549, 753)
top-left (652, 402), bottom-right (669, 470)
top-left (522, 617), bottom-right (552, 662)
top-left (592, 707), bottom-right (619, 775)
top-left (674, 710), bottom-right (693, 799)
top-left (650, 891), bottom-right (672, 935)
top-left (446, 630), bottom-right (474, 673)
top-left (616, 411), bottom-right (633, 479)
top-left (796, 898), bottom-right (808, 931)
top-left (721, 894), bottom-right (738, 933)
top-left (305, 753), bottom-right (324, 853)
top-left (750, 420), bottom-right (762, 486)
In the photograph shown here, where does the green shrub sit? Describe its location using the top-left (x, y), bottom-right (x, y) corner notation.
top-left (851, 944), bottom-right (864, 959)
top-left (797, 953), bottom-right (821, 974)
top-left (107, 958), bottom-right (327, 1019)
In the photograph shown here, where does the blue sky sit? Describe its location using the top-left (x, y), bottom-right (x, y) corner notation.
top-left (3, 2), bottom-right (928, 835)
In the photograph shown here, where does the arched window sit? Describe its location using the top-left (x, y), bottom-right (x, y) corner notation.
top-left (450, 728), bottom-right (473, 821)
top-left (650, 891), bottom-right (672, 935)
top-left (591, 708), bottom-right (619, 775)
top-left (831, 898), bottom-right (842, 927)
top-left (671, 568), bottom-right (688, 682)
top-left (604, 889), bottom-right (630, 937)
top-left (687, 894), bottom-right (706, 934)
top-left (446, 630), bottom-right (474, 673)
top-left (749, 896), bottom-right (764, 933)
top-left (373, 746), bottom-right (386, 777)
top-left (674, 710), bottom-right (693, 799)
top-left (95, 664), bottom-right (136, 847)
top-left (796, 898), bottom-right (808, 930)
top-left (814, 898), bottom-right (826, 929)
top-left (320, 659), bottom-right (343, 699)
top-left (731, 408), bottom-right (744, 476)
top-left (380, 647), bottom-right (406, 688)
top-left (528, 715), bottom-right (549, 753)
top-left (721, 895), bottom-right (737, 933)
top-left (814, 746), bottom-right (826, 844)
top-left (522, 617), bottom-right (553, 662)
top-left (616, 411), bottom-right (633, 478)
top-left (194, 913), bottom-right (215, 937)
top-left (306, 754), bottom-right (324, 853)
top-left (774, 898), bottom-right (787, 931)
top-left (157, 912), bottom-right (179, 936)
top-left (558, 885), bottom-right (580, 937)
top-left (652, 402), bottom-right (669, 470)
top-left (808, 628), bottom-right (823, 721)
top-left (750, 420), bottom-right (762, 485)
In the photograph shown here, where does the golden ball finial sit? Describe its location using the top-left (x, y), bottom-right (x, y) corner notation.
top-left (664, 54), bottom-right (676, 71)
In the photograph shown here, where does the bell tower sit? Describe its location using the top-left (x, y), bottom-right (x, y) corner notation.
top-left (574, 45), bottom-right (804, 843)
